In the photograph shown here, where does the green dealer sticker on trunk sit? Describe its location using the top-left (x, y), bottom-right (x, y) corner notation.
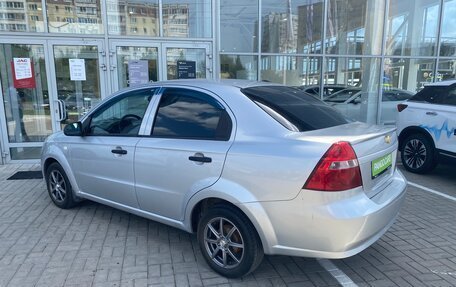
top-left (371, 153), bottom-right (392, 179)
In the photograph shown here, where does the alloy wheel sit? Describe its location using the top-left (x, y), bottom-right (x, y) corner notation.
top-left (48, 170), bottom-right (67, 203)
top-left (403, 138), bottom-right (427, 169)
top-left (203, 217), bottom-right (244, 269)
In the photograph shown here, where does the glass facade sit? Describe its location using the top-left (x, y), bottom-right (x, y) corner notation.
top-left (261, 56), bottom-right (321, 86)
top-left (386, 0), bottom-right (440, 57)
top-left (0, 0), bottom-right (44, 32)
top-left (46, 0), bottom-right (104, 34)
top-left (107, 0), bottom-right (159, 36)
top-left (163, 0), bottom-right (211, 38)
top-left (219, 0), bottom-right (456, 125)
top-left (220, 55), bottom-right (258, 80)
top-left (326, 0), bottom-right (384, 55)
top-left (0, 0), bottom-right (455, 162)
top-left (220, 0), bottom-right (258, 53)
top-left (441, 0), bottom-right (456, 57)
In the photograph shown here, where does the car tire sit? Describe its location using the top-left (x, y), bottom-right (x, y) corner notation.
top-left (45, 162), bottom-right (78, 209)
top-left (197, 205), bottom-right (264, 278)
top-left (401, 134), bottom-right (438, 174)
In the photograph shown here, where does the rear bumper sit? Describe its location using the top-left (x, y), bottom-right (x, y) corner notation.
top-left (241, 169), bottom-right (407, 258)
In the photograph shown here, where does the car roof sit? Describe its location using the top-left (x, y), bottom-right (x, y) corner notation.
top-left (300, 84), bottom-right (351, 89)
top-left (116, 79), bottom-right (282, 92)
top-left (85, 79), bottom-right (292, 123)
top-left (156, 79), bottom-right (281, 89)
top-left (105, 79), bottom-right (288, 104)
top-left (424, 80), bottom-right (456, 87)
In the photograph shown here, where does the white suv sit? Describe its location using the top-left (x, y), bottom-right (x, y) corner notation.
top-left (396, 80), bottom-right (456, 173)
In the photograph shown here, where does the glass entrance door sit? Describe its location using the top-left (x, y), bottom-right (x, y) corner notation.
top-left (0, 41), bottom-right (52, 161)
top-left (110, 41), bottom-right (212, 91)
top-left (109, 41), bottom-right (160, 91)
top-left (0, 40), bottom-right (107, 162)
top-left (163, 43), bottom-right (212, 80)
top-left (48, 40), bottom-right (107, 127)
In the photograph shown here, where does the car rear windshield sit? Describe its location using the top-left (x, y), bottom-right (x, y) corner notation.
top-left (241, 86), bottom-right (349, 132)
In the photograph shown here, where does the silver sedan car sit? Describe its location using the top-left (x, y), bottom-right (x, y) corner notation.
top-left (41, 80), bottom-right (407, 278)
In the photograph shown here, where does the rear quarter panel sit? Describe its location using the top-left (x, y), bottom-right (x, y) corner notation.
top-left (221, 138), bottom-right (330, 202)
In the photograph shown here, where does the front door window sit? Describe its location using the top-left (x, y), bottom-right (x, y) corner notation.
top-left (88, 88), bottom-right (155, 136)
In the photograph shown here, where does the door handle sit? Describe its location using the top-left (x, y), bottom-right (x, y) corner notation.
top-left (426, 111), bottom-right (437, 116)
top-left (55, 99), bottom-right (67, 122)
top-left (189, 153), bottom-right (212, 163)
top-left (111, 148), bottom-right (127, 155)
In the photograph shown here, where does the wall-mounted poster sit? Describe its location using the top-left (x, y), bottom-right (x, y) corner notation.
top-left (128, 60), bottom-right (149, 86)
top-left (69, 59), bottom-right (86, 81)
top-left (177, 61), bottom-right (196, 79)
top-left (11, 58), bottom-right (36, 88)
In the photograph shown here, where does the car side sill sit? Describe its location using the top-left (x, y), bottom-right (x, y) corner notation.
top-left (438, 149), bottom-right (456, 159)
top-left (79, 192), bottom-right (189, 232)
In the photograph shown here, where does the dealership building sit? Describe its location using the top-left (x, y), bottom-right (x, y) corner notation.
top-left (0, 0), bottom-right (455, 163)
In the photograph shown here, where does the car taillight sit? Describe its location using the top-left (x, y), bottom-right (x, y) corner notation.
top-left (397, 104), bottom-right (408, 112)
top-left (304, 141), bottom-right (362, 192)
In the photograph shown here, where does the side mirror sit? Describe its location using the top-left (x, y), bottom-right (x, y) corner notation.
top-left (63, 121), bottom-right (83, 136)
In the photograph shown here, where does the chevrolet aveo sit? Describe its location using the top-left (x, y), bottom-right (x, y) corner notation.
top-left (41, 80), bottom-right (407, 278)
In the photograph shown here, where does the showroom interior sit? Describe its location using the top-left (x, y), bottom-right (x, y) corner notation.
top-left (0, 0), bottom-right (455, 163)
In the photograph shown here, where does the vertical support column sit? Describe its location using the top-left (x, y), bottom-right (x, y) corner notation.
top-left (320, 0), bottom-right (328, 99)
top-left (257, 0), bottom-right (262, 81)
top-left (0, 65), bottom-right (5, 164)
top-left (404, 0), bottom-right (424, 90)
top-left (435, 0), bottom-right (444, 82)
top-left (360, 0), bottom-right (385, 124)
top-left (377, 0), bottom-right (389, 124)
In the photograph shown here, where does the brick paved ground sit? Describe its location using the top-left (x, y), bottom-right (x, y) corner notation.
top-left (0, 163), bottom-right (455, 287)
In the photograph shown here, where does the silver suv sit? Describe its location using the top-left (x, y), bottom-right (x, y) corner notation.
top-left (397, 80), bottom-right (456, 173)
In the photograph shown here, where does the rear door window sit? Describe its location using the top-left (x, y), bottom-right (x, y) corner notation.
top-left (433, 85), bottom-right (456, 106)
top-left (410, 86), bottom-right (447, 103)
top-left (151, 88), bottom-right (232, 140)
top-left (241, 86), bottom-right (348, 132)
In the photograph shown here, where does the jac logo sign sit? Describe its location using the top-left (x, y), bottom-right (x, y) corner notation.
top-left (11, 57), bottom-right (36, 89)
